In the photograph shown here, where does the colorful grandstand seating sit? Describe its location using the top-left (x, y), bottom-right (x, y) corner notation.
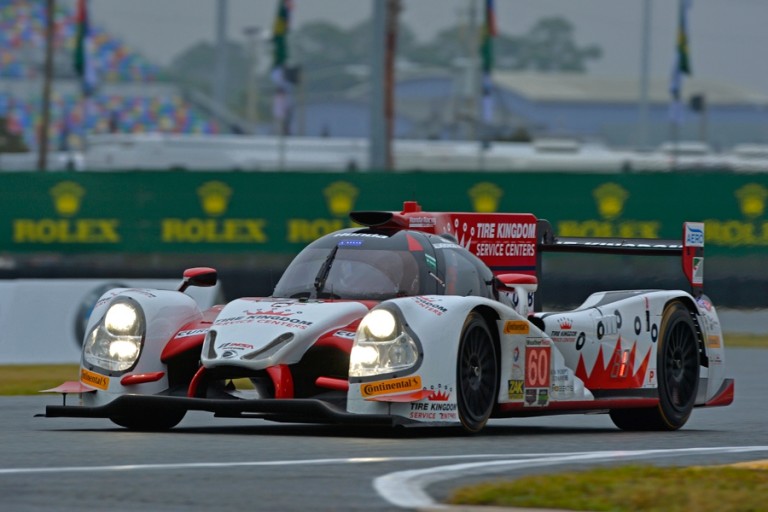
top-left (0, 0), bottom-right (222, 150)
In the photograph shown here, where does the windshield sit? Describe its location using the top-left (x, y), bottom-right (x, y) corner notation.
top-left (273, 231), bottom-right (435, 300)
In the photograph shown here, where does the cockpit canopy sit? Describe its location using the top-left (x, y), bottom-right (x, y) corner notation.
top-left (273, 228), bottom-right (495, 301)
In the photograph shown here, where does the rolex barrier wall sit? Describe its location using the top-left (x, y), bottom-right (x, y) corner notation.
top-left (1, 171), bottom-right (767, 308)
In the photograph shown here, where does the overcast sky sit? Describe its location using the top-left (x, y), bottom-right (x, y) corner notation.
top-left (79, 0), bottom-right (768, 96)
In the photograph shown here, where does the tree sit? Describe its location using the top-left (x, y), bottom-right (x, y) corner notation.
top-left (406, 16), bottom-right (601, 73)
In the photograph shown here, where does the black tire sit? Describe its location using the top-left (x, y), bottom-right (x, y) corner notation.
top-left (456, 312), bottom-right (499, 433)
top-left (610, 301), bottom-right (699, 431)
top-left (110, 407), bottom-right (186, 431)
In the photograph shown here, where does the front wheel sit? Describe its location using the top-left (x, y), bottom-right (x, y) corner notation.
top-left (110, 407), bottom-right (186, 431)
top-left (456, 313), bottom-right (498, 433)
top-left (610, 301), bottom-right (700, 431)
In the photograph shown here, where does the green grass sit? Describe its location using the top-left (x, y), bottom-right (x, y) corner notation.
top-left (0, 364), bottom-right (79, 396)
top-left (448, 464), bottom-right (768, 512)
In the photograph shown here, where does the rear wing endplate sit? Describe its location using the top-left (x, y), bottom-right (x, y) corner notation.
top-left (537, 220), bottom-right (704, 295)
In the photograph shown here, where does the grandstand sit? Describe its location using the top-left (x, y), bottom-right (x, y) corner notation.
top-left (0, 0), bottom-right (227, 153)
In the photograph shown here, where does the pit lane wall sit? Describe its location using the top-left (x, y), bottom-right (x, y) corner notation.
top-left (1, 172), bottom-right (767, 254)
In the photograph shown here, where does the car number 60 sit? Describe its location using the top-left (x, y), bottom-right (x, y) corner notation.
top-left (525, 346), bottom-right (551, 388)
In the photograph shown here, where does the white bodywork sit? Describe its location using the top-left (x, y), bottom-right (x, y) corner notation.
top-left (79, 288), bottom-right (202, 407)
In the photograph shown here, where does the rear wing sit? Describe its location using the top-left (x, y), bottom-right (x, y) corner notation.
top-left (536, 219), bottom-right (705, 296)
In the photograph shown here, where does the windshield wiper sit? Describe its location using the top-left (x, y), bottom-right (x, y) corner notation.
top-left (313, 244), bottom-right (339, 298)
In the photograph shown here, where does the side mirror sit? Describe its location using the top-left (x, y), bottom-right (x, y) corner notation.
top-left (495, 273), bottom-right (538, 293)
top-left (178, 267), bottom-right (218, 293)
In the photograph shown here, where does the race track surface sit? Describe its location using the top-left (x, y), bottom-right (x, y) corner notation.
top-left (1, 347), bottom-right (766, 511)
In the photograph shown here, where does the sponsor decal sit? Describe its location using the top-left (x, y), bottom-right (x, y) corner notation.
top-left (218, 342), bottom-right (255, 350)
top-left (692, 257), bottom-right (704, 285)
top-left (537, 389), bottom-right (550, 406)
top-left (475, 242), bottom-right (535, 257)
top-left (412, 296), bottom-right (447, 316)
top-left (707, 335), bottom-right (722, 349)
top-left (557, 183), bottom-right (661, 239)
top-left (697, 297), bottom-right (713, 311)
top-left (162, 182), bottom-right (268, 244)
top-left (513, 346), bottom-right (520, 362)
top-left (685, 223), bottom-right (705, 247)
top-left (474, 222), bottom-right (535, 239)
top-left (332, 329), bottom-right (356, 339)
top-left (337, 239), bottom-right (363, 247)
top-left (550, 317), bottom-right (578, 344)
top-left (81, 368), bottom-right (109, 390)
top-left (410, 385), bottom-right (458, 420)
top-left (13, 181), bottom-right (122, 244)
top-left (332, 232), bottom-right (387, 239)
top-left (361, 376), bottom-right (422, 398)
top-left (524, 388), bottom-right (537, 406)
top-left (508, 379), bottom-right (524, 400)
top-left (504, 320), bottom-right (530, 335)
top-left (468, 182), bottom-right (503, 213)
top-left (409, 216), bottom-right (436, 228)
top-left (175, 328), bottom-right (209, 338)
top-left (214, 308), bottom-right (313, 329)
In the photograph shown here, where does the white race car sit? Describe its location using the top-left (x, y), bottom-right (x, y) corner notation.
top-left (43, 201), bottom-right (733, 433)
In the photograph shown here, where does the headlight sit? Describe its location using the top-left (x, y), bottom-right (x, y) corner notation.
top-left (349, 307), bottom-right (420, 377)
top-left (83, 298), bottom-right (145, 372)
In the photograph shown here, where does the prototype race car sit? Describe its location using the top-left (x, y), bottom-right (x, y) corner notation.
top-left (43, 201), bottom-right (734, 433)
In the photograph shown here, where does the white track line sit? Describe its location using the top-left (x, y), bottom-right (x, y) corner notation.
top-left (374, 446), bottom-right (768, 509)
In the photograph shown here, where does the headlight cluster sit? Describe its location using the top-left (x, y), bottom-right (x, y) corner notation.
top-left (349, 308), bottom-right (420, 377)
top-left (83, 298), bottom-right (145, 372)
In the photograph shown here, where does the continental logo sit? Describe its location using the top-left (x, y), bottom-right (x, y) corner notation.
top-left (361, 376), bottom-right (422, 398)
top-left (288, 181), bottom-right (359, 243)
top-left (469, 182), bottom-right (503, 213)
top-left (13, 181), bottom-right (121, 244)
top-left (81, 368), bottom-right (109, 390)
top-left (162, 180), bottom-right (268, 243)
top-left (504, 320), bottom-right (530, 335)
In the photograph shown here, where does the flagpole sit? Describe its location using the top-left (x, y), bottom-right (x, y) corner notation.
top-left (37, 0), bottom-right (55, 172)
top-left (637, 0), bottom-right (651, 150)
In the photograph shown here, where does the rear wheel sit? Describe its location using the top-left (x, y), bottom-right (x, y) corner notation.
top-left (456, 313), bottom-right (498, 433)
top-left (610, 301), bottom-right (699, 431)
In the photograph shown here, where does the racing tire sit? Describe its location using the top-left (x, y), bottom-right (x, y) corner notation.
top-left (609, 301), bottom-right (699, 431)
top-left (456, 312), bottom-right (499, 434)
top-left (110, 408), bottom-right (186, 431)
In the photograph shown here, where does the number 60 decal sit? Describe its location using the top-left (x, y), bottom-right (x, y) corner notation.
top-left (525, 346), bottom-right (551, 388)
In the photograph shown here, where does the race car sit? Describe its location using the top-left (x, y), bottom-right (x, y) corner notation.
top-left (42, 201), bottom-right (734, 433)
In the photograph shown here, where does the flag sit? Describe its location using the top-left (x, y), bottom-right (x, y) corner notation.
top-left (73, 0), bottom-right (97, 96)
top-left (271, 0), bottom-right (292, 130)
top-left (669, 0), bottom-right (692, 123)
top-left (480, 0), bottom-right (496, 124)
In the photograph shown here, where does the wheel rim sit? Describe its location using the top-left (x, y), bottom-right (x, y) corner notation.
top-left (663, 319), bottom-right (698, 412)
top-left (459, 324), bottom-right (495, 422)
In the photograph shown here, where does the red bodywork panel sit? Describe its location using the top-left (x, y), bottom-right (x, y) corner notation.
top-left (161, 305), bottom-right (223, 362)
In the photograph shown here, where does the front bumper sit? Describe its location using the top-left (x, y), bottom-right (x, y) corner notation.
top-left (43, 394), bottom-right (400, 427)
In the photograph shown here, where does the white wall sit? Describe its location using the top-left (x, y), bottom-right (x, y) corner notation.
top-left (0, 279), bottom-right (222, 364)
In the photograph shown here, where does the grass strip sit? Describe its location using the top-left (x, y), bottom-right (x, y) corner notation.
top-left (0, 364), bottom-right (79, 396)
top-left (448, 464), bottom-right (768, 512)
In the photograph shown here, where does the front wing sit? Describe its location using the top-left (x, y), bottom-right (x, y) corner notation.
top-left (44, 394), bottom-right (399, 427)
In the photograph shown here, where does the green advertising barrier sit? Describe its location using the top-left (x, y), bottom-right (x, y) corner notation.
top-left (1, 171), bottom-right (768, 255)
